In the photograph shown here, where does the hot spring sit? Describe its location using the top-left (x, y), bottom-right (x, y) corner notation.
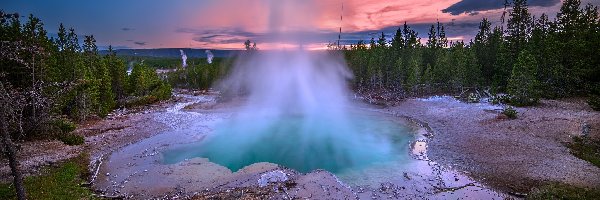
top-left (161, 111), bottom-right (416, 174)
top-left (160, 50), bottom-right (420, 184)
top-left (161, 0), bottom-right (418, 184)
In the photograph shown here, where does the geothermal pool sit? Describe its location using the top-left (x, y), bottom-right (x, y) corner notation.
top-left (161, 111), bottom-right (415, 175)
top-left (95, 95), bottom-right (506, 199)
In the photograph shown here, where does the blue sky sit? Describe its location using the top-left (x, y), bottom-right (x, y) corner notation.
top-left (2, 0), bottom-right (598, 50)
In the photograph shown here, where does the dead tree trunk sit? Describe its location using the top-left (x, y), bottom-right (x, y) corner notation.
top-left (0, 116), bottom-right (26, 200)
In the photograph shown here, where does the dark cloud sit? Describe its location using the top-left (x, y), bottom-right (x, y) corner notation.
top-left (182, 28), bottom-right (262, 45)
top-left (443, 0), bottom-right (560, 15)
top-left (98, 45), bottom-right (131, 50)
top-left (176, 28), bottom-right (260, 38)
top-left (121, 27), bottom-right (135, 31)
top-left (341, 20), bottom-right (484, 45)
top-left (133, 41), bottom-right (146, 46)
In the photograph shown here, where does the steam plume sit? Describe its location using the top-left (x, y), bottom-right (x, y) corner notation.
top-left (190, 0), bottom-right (396, 172)
top-left (205, 50), bottom-right (214, 64)
top-left (180, 49), bottom-right (187, 68)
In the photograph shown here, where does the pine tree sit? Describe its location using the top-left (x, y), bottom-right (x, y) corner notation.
top-left (405, 52), bottom-right (422, 87)
top-left (104, 45), bottom-right (127, 100)
top-left (474, 18), bottom-right (496, 85)
top-left (402, 22), bottom-right (420, 49)
top-left (391, 26), bottom-right (404, 51)
top-left (506, 0), bottom-right (532, 61)
top-left (508, 50), bottom-right (540, 106)
top-left (426, 25), bottom-right (437, 49)
top-left (437, 21), bottom-right (448, 48)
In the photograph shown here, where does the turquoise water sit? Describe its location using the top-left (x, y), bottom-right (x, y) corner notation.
top-left (161, 112), bottom-right (414, 174)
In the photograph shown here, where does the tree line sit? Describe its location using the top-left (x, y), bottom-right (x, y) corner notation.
top-left (344, 0), bottom-right (599, 107)
top-left (164, 57), bottom-right (230, 90)
top-left (0, 11), bottom-right (171, 199)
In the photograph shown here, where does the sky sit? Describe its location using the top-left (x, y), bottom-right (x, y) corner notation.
top-left (2, 0), bottom-right (598, 50)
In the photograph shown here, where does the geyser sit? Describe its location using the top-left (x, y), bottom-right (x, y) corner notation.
top-left (180, 49), bottom-right (187, 68)
top-left (162, 0), bottom-right (412, 173)
top-left (205, 50), bottom-right (214, 64)
top-left (163, 50), bottom-right (411, 173)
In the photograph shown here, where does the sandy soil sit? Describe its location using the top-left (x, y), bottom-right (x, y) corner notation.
top-left (385, 96), bottom-right (600, 193)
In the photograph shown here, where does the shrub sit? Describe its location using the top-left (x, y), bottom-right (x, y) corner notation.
top-left (588, 95), bottom-right (600, 111)
top-left (490, 94), bottom-right (511, 105)
top-left (588, 84), bottom-right (600, 111)
top-left (122, 95), bottom-right (158, 108)
top-left (59, 134), bottom-right (84, 146)
top-left (151, 83), bottom-right (172, 101)
top-left (466, 93), bottom-right (480, 103)
top-left (502, 106), bottom-right (518, 119)
top-left (52, 118), bottom-right (77, 134)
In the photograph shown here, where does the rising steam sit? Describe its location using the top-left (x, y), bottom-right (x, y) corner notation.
top-left (205, 50), bottom-right (214, 64)
top-left (180, 49), bottom-right (187, 68)
top-left (177, 0), bottom-right (397, 172)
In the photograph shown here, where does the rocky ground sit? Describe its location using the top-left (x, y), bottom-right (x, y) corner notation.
top-left (384, 96), bottom-right (600, 194)
top-left (0, 95), bottom-right (178, 183)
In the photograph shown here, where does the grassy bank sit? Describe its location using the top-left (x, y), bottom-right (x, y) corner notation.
top-left (528, 183), bottom-right (600, 200)
top-left (0, 154), bottom-right (97, 200)
top-left (567, 136), bottom-right (600, 168)
top-left (526, 136), bottom-right (600, 199)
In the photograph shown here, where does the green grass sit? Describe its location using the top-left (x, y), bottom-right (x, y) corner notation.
top-left (0, 154), bottom-right (98, 200)
top-left (567, 136), bottom-right (600, 168)
top-left (526, 137), bottom-right (600, 199)
top-left (528, 183), bottom-right (600, 200)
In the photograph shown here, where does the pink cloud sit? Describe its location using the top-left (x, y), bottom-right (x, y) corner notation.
top-left (172, 0), bottom-right (571, 49)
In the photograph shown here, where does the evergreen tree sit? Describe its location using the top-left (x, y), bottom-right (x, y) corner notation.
top-left (508, 50), bottom-right (540, 106)
top-left (506, 0), bottom-right (532, 62)
top-left (83, 35), bottom-right (115, 116)
top-left (474, 18), bottom-right (496, 85)
top-left (426, 25), bottom-right (438, 49)
top-left (402, 22), bottom-right (420, 49)
top-left (406, 58), bottom-right (420, 87)
top-left (390, 26), bottom-right (404, 51)
top-left (437, 21), bottom-right (448, 48)
top-left (104, 45), bottom-right (127, 100)
top-left (555, 0), bottom-right (599, 94)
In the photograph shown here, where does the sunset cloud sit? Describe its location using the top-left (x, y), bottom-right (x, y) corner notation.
top-left (3, 0), bottom-right (598, 50)
top-left (443, 0), bottom-right (560, 15)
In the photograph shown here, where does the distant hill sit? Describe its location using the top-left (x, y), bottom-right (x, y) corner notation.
top-left (99, 48), bottom-right (242, 58)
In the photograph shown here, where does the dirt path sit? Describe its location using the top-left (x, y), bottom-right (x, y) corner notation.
top-left (385, 96), bottom-right (600, 193)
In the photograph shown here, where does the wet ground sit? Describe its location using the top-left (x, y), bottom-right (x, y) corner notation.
top-left (93, 94), bottom-right (508, 199)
